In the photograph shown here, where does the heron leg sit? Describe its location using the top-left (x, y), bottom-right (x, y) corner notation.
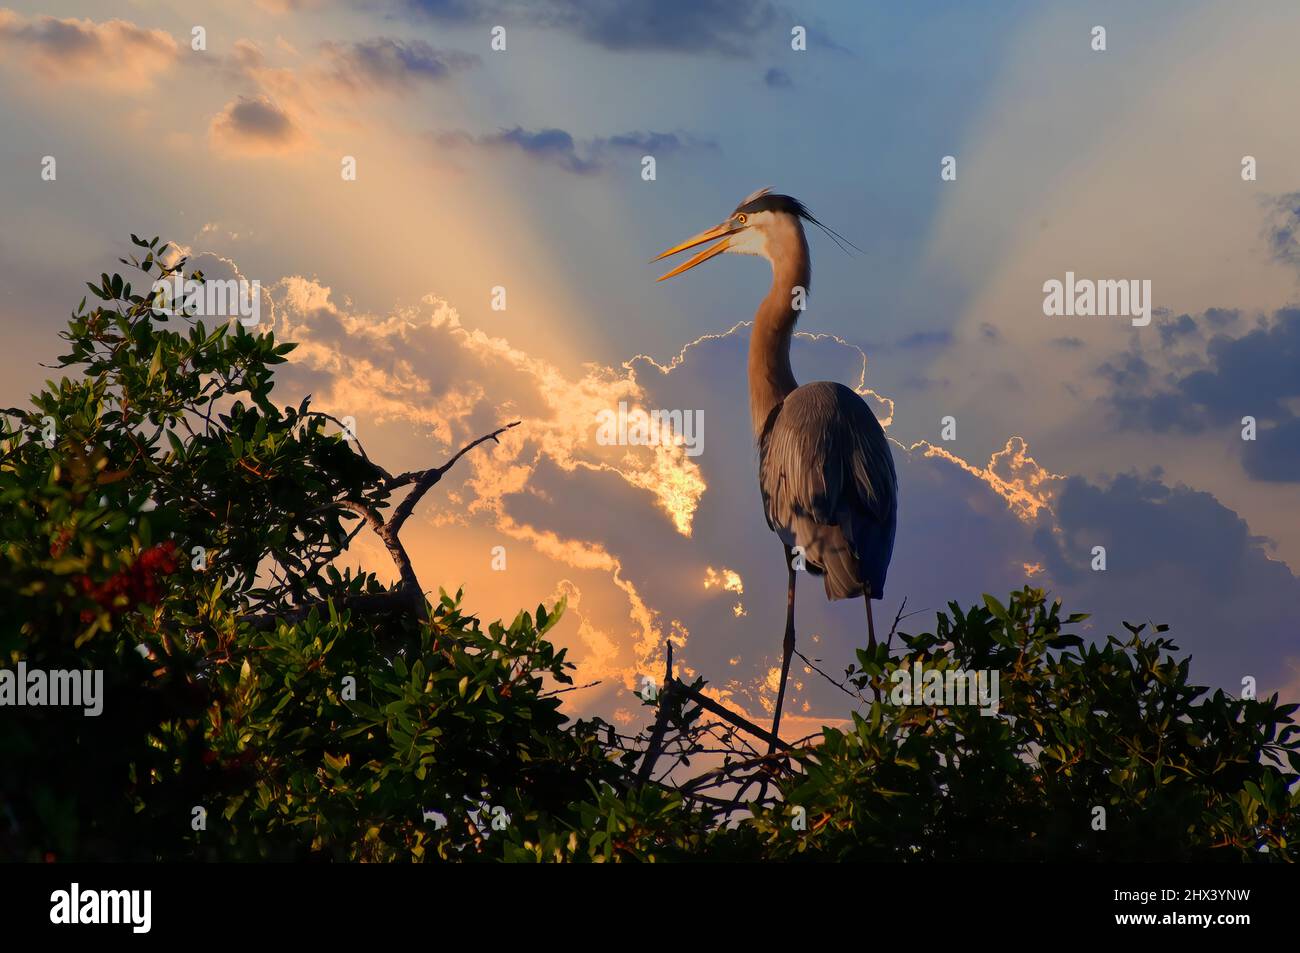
top-left (864, 586), bottom-right (880, 702)
top-left (864, 585), bottom-right (877, 650)
top-left (769, 545), bottom-right (797, 754)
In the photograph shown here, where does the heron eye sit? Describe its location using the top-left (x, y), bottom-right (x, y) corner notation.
top-left (736, 214), bottom-right (748, 225)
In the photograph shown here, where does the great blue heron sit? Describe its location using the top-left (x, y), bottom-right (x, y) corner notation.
top-left (654, 187), bottom-right (898, 750)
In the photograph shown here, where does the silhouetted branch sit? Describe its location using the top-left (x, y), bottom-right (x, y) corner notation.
top-left (385, 421), bottom-right (519, 536)
top-left (671, 679), bottom-right (792, 752)
top-left (886, 596), bottom-right (915, 654)
top-left (239, 421), bottom-right (519, 632)
top-left (794, 648), bottom-right (867, 703)
top-left (636, 642), bottom-right (676, 785)
top-left (540, 680), bottom-right (601, 698)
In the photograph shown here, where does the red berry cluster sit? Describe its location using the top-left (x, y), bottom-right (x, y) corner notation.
top-left (77, 540), bottom-right (179, 622)
top-left (48, 527), bottom-right (74, 559)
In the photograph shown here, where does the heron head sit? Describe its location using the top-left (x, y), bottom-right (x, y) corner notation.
top-left (654, 187), bottom-right (815, 281)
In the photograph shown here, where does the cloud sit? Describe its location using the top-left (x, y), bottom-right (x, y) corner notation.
top-left (763, 67), bottom-right (792, 89)
top-left (249, 269), bottom-right (1300, 738)
top-left (1101, 307), bottom-right (1300, 481)
top-left (255, 0), bottom-right (323, 11)
top-left (909, 436), bottom-right (1062, 522)
top-left (1205, 307), bottom-right (1242, 329)
top-left (1098, 351), bottom-right (1154, 396)
top-left (197, 34), bottom-right (479, 154)
top-left (897, 444), bottom-right (1300, 703)
top-left (232, 38), bottom-right (266, 70)
top-left (0, 10), bottom-right (178, 86)
top-left (175, 251), bottom-right (276, 327)
top-left (1156, 312), bottom-right (1200, 348)
top-left (1242, 417), bottom-right (1300, 482)
top-left (466, 127), bottom-right (597, 175)
top-left (1263, 191), bottom-right (1300, 267)
top-left (1034, 471), bottom-right (1300, 689)
top-left (404, 0), bottom-right (778, 56)
top-left (433, 126), bottom-right (715, 176)
top-left (319, 37), bottom-right (478, 93)
top-left (209, 95), bottom-right (305, 154)
top-left (897, 329), bottom-right (952, 350)
top-left (268, 278), bottom-right (713, 697)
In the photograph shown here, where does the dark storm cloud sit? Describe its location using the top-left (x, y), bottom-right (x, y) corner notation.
top-left (1157, 312), bottom-right (1199, 348)
top-left (1029, 471), bottom-right (1300, 691)
top-left (1107, 391), bottom-right (1206, 434)
top-left (1205, 307), bottom-right (1240, 329)
top-left (404, 0), bottom-right (779, 56)
top-left (1242, 418), bottom-right (1300, 482)
top-left (1168, 310), bottom-right (1296, 424)
top-left (434, 126), bottom-right (715, 176)
top-left (1100, 307), bottom-right (1300, 481)
top-left (1042, 474), bottom-right (1252, 585)
top-left (1097, 351), bottom-right (1153, 392)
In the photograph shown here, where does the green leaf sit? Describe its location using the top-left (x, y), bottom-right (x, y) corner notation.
top-left (983, 594), bottom-right (1009, 621)
top-left (165, 429), bottom-right (185, 459)
top-left (148, 340), bottom-right (163, 383)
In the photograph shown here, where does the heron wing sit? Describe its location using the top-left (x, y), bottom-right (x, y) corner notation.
top-left (759, 381), bottom-right (897, 598)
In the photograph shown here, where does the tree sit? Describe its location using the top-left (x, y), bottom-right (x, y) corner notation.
top-left (0, 239), bottom-right (622, 860)
top-left (739, 591), bottom-right (1300, 860)
top-left (1, 239), bottom-right (1295, 862)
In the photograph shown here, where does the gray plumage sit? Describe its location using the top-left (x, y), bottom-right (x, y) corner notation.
top-left (759, 381), bottom-right (897, 600)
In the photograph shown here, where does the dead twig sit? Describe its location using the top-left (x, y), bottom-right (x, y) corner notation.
top-left (238, 421), bottom-right (519, 631)
top-left (385, 421), bottom-right (520, 537)
top-left (540, 680), bottom-right (601, 698)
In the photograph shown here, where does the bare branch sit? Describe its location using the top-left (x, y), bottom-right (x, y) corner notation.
top-left (672, 679), bottom-right (792, 751)
top-left (336, 499), bottom-right (425, 619)
top-left (540, 680), bottom-right (601, 698)
top-left (385, 421), bottom-right (520, 536)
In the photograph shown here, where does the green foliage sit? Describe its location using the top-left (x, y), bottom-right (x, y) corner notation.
top-left (0, 240), bottom-right (1295, 861)
top-left (0, 242), bottom-right (624, 861)
top-left (744, 589), bottom-right (1300, 860)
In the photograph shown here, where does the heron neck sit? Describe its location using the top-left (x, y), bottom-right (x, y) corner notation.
top-left (748, 246), bottom-right (808, 436)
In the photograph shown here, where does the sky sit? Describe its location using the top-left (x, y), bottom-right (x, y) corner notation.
top-left (1, 0), bottom-right (1298, 739)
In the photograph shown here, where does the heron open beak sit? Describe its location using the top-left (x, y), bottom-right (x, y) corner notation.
top-left (653, 221), bottom-right (738, 281)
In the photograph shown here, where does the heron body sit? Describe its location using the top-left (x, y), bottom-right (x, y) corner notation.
top-left (655, 187), bottom-right (898, 748)
top-left (759, 380), bottom-right (897, 600)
